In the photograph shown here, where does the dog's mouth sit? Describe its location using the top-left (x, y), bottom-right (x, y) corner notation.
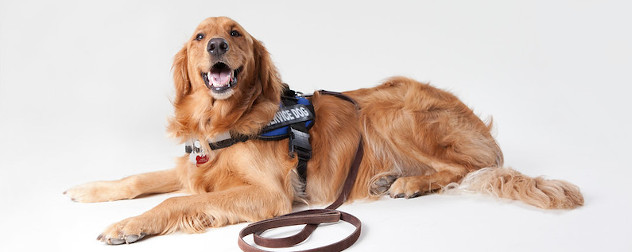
top-left (202, 62), bottom-right (242, 93)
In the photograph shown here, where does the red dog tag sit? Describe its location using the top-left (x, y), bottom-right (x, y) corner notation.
top-left (196, 155), bottom-right (209, 166)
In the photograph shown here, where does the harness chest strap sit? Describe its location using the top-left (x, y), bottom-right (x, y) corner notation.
top-left (238, 90), bottom-right (363, 252)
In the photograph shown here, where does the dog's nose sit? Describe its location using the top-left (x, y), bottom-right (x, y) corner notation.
top-left (207, 38), bottom-right (229, 56)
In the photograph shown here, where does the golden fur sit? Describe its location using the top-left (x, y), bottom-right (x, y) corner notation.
top-left (65, 17), bottom-right (584, 245)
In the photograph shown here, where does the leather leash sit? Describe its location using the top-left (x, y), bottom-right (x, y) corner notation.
top-left (238, 91), bottom-right (364, 252)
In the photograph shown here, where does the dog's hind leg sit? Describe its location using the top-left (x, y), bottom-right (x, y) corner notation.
top-left (386, 160), bottom-right (469, 198)
top-left (64, 169), bottom-right (181, 203)
top-left (387, 171), bottom-right (461, 198)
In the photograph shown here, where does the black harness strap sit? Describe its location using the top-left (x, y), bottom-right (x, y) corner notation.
top-left (208, 134), bottom-right (250, 150)
top-left (289, 124), bottom-right (311, 183)
top-left (280, 88), bottom-right (313, 183)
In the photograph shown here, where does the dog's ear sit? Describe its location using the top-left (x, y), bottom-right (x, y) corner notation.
top-left (253, 38), bottom-right (283, 103)
top-left (172, 45), bottom-right (191, 104)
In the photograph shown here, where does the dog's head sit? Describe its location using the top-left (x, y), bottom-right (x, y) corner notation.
top-left (170, 17), bottom-right (284, 139)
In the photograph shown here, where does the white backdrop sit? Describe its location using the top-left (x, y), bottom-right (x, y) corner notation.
top-left (1, 0), bottom-right (631, 251)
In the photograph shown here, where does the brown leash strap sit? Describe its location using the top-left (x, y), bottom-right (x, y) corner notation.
top-left (238, 91), bottom-right (363, 252)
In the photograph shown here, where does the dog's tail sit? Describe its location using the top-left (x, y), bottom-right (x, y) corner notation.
top-left (453, 167), bottom-right (584, 209)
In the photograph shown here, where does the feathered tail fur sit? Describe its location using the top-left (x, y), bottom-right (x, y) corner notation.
top-left (456, 167), bottom-right (584, 209)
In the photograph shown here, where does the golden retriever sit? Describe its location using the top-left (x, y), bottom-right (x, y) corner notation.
top-left (65, 16), bottom-right (584, 245)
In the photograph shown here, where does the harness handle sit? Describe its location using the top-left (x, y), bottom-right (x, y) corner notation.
top-left (237, 90), bottom-right (364, 252)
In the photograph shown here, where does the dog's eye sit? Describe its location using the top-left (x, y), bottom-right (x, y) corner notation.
top-left (230, 30), bottom-right (241, 37)
top-left (195, 33), bottom-right (205, 41)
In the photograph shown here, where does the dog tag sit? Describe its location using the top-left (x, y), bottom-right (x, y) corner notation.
top-left (196, 155), bottom-right (209, 166)
top-left (187, 139), bottom-right (209, 166)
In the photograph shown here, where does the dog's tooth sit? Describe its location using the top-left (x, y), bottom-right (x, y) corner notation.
top-left (209, 72), bottom-right (218, 86)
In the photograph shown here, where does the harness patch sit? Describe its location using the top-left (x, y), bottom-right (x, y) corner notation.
top-left (263, 104), bottom-right (313, 131)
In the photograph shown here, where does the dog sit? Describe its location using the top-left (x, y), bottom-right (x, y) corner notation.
top-left (64, 16), bottom-right (584, 245)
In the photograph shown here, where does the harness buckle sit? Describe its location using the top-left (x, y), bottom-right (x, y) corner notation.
top-left (289, 127), bottom-right (311, 160)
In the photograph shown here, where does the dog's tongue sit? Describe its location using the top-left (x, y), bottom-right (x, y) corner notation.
top-left (210, 68), bottom-right (231, 87)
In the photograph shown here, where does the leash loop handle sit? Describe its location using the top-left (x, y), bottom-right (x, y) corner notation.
top-left (238, 209), bottom-right (361, 252)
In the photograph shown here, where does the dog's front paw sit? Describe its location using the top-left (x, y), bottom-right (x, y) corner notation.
top-left (97, 216), bottom-right (153, 245)
top-left (64, 181), bottom-right (133, 203)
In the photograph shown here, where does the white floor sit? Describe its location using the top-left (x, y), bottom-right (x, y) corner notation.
top-left (1, 1), bottom-right (631, 251)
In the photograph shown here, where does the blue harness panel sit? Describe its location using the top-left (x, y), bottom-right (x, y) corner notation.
top-left (259, 97), bottom-right (314, 139)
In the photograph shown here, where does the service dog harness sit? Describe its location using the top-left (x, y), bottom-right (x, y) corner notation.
top-left (185, 88), bottom-right (315, 183)
top-left (186, 89), bottom-right (363, 251)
